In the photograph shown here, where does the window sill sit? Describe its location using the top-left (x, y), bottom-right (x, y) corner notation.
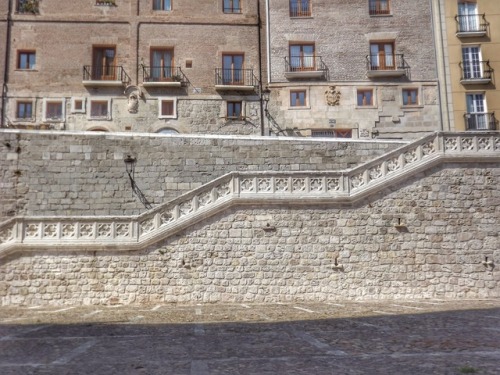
top-left (15, 69), bottom-right (38, 72)
top-left (88, 116), bottom-right (111, 121)
top-left (288, 106), bottom-right (310, 110)
top-left (402, 105), bottom-right (424, 109)
top-left (356, 105), bottom-right (377, 109)
top-left (369, 14), bottom-right (393, 17)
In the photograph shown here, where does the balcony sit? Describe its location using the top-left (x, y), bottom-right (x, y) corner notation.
top-left (215, 69), bottom-right (259, 91)
top-left (460, 61), bottom-right (493, 85)
top-left (83, 66), bottom-right (130, 87)
top-left (464, 113), bottom-right (497, 131)
top-left (284, 56), bottom-right (328, 79)
top-left (141, 66), bottom-right (187, 88)
top-left (366, 54), bottom-right (408, 78)
top-left (455, 14), bottom-right (488, 37)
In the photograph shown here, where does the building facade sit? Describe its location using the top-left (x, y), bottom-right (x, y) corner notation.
top-left (437, 0), bottom-right (500, 132)
top-left (2, 0), bottom-right (264, 135)
top-left (264, 0), bottom-right (442, 139)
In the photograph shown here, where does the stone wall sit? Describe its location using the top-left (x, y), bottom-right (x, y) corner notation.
top-left (0, 130), bottom-right (405, 221)
top-left (1, 163), bottom-right (498, 306)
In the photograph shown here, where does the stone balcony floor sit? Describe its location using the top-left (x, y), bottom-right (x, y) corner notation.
top-left (1, 299), bottom-right (499, 374)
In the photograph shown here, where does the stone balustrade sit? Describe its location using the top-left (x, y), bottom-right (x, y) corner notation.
top-left (1, 132), bottom-right (499, 257)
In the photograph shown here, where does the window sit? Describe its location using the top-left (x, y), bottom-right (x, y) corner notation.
top-left (89, 99), bottom-right (111, 120)
top-left (16, 0), bottom-right (39, 14)
top-left (227, 101), bottom-right (243, 119)
top-left (224, 0), bottom-right (241, 13)
top-left (357, 89), bottom-right (374, 106)
top-left (16, 101), bottom-right (33, 119)
top-left (462, 46), bottom-right (483, 79)
top-left (369, 42), bottom-right (395, 70)
top-left (290, 90), bottom-right (307, 107)
top-left (402, 88), bottom-right (419, 106)
top-left (71, 98), bottom-right (86, 113)
top-left (458, 1), bottom-right (479, 32)
top-left (290, 0), bottom-right (311, 17)
top-left (96, 0), bottom-right (116, 5)
top-left (369, 0), bottom-right (390, 15)
top-left (43, 99), bottom-right (65, 121)
top-left (17, 51), bottom-right (36, 70)
top-left (222, 54), bottom-right (244, 85)
top-left (465, 93), bottom-right (490, 129)
top-left (92, 47), bottom-right (116, 80)
top-left (289, 44), bottom-right (315, 71)
top-left (153, 0), bottom-right (172, 11)
top-left (158, 98), bottom-right (177, 118)
top-left (151, 48), bottom-right (174, 81)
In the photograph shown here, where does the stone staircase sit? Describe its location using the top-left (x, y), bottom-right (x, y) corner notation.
top-left (1, 132), bottom-right (499, 259)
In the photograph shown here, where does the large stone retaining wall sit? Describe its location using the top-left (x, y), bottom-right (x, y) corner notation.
top-left (0, 130), bottom-right (404, 221)
top-left (1, 163), bottom-right (498, 306)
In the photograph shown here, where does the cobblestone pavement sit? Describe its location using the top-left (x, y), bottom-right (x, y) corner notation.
top-left (0, 299), bottom-right (499, 375)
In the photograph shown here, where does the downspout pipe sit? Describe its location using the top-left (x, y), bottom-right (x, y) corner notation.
top-left (1, 0), bottom-right (13, 128)
top-left (265, 0), bottom-right (270, 84)
top-left (257, 0), bottom-right (264, 136)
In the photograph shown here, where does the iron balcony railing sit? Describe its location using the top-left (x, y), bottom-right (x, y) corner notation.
top-left (455, 14), bottom-right (489, 34)
top-left (141, 66), bottom-right (187, 85)
top-left (459, 60), bottom-right (493, 81)
top-left (285, 56), bottom-right (328, 74)
top-left (369, 0), bottom-right (390, 15)
top-left (83, 65), bottom-right (130, 84)
top-left (289, 0), bottom-right (311, 17)
top-left (464, 113), bottom-right (497, 131)
top-left (16, 0), bottom-right (40, 13)
top-left (366, 54), bottom-right (407, 72)
top-left (215, 68), bottom-right (258, 88)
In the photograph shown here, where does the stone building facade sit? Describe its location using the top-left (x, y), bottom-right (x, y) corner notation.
top-left (264, 0), bottom-right (442, 139)
top-left (435, 0), bottom-right (500, 132)
top-left (2, 0), bottom-right (264, 135)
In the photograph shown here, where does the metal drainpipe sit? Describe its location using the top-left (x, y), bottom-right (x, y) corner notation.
top-left (1, 0), bottom-right (13, 128)
top-left (257, 0), bottom-right (265, 136)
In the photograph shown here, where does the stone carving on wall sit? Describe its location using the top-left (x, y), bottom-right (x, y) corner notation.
top-left (325, 86), bottom-right (341, 106)
top-left (125, 86), bottom-right (143, 114)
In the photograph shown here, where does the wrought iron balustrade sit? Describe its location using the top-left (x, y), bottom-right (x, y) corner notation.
top-left (142, 66), bottom-right (187, 85)
top-left (369, 1), bottom-right (391, 15)
top-left (215, 68), bottom-right (258, 88)
top-left (366, 54), bottom-right (407, 72)
top-left (464, 113), bottom-right (497, 131)
top-left (83, 65), bottom-right (130, 84)
top-left (289, 1), bottom-right (311, 17)
top-left (459, 60), bottom-right (493, 82)
top-left (285, 56), bottom-right (327, 74)
top-left (455, 14), bottom-right (489, 34)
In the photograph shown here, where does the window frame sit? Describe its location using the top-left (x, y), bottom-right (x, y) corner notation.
top-left (15, 100), bottom-right (34, 120)
top-left (289, 43), bottom-right (316, 72)
top-left (401, 88), bottom-right (420, 107)
top-left (223, 0), bottom-right (242, 14)
top-left (356, 88), bottom-right (375, 107)
top-left (88, 98), bottom-right (112, 120)
top-left (42, 98), bottom-right (66, 122)
top-left (289, 89), bottom-right (308, 108)
top-left (158, 97), bottom-right (177, 119)
top-left (289, 0), bottom-right (312, 18)
top-left (17, 50), bottom-right (36, 70)
top-left (369, 0), bottom-right (391, 16)
top-left (226, 100), bottom-right (244, 120)
top-left (153, 0), bottom-right (172, 11)
top-left (71, 98), bottom-right (86, 113)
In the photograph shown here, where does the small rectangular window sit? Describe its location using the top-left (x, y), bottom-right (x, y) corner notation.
top-left (71, 98), bottom-right (86, 113)
top-left (357, 89), bottom-right (374, 106)
top-left (44, 100), bottom-right (64, 121)
top-left (17, 0), bottom-right (39, 13)
top-left (153, 0), bottom-right (172, 11)
top-left (227, 101), bottom-right (242, 119)
top-left (402, 88), bottom-right (419, 106)
top-left (90, 100), bottom-right (110, 119)
top-left (224, 0), bottom-right (241, 13)
top-left (290, 90), bottom-right (307, 107)
top-left (16, 101), bottom-right (33, 119)
top-left (158, 98), bottom-right (177, 118)
top-left (369, 0), bottom-right (390, 15)
top-left (290, 0), bottom-right (311, 17)
top-left (17, 51), bottom-right (36, 70)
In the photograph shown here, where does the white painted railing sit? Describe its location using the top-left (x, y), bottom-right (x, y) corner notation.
top-left (1, 132), bottom-right (499, 253)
